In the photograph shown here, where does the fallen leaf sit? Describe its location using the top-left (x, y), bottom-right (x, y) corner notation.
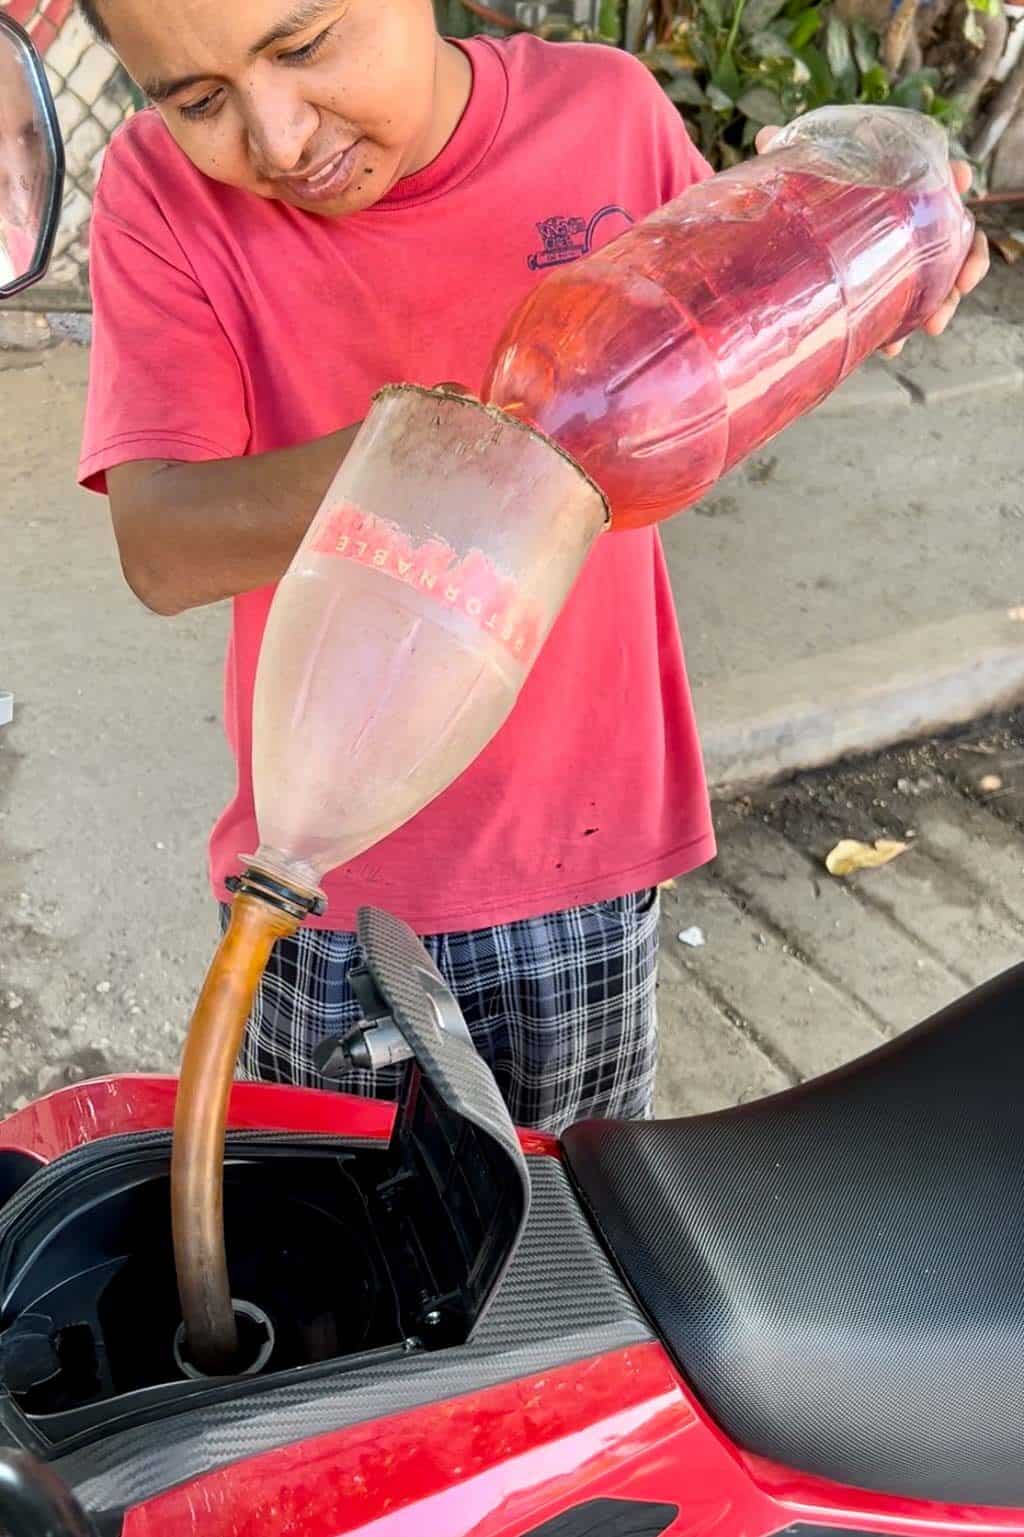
top-left (825, 838), bottom-right (909, 877)
top-left (678, 926), bottom-right (706, 948)
top-left (980, 774), bottom-right (1004, 793)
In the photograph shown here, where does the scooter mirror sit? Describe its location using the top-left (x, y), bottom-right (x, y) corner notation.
top-left (0, 13), bottom-right (64, 299)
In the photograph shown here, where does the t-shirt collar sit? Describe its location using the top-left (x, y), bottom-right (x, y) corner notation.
top-left (376, 38), bottom-right (508, 210)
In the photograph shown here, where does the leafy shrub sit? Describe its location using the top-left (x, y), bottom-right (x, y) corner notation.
top-left (640, 0), bottom-right (964, 168)
top-left (437, 0), bottom-right (968, 171)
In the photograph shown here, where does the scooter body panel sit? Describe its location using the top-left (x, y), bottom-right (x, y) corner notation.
top-left (119, 1332), bottom-right (1024, 1537)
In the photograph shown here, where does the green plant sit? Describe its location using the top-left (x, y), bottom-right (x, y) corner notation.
top-left (639, 0), bottom-right (963, 166)
top-left (436, 0), bottom-right (970, 170)
top-left (436, 0), bottom-right (623, 44)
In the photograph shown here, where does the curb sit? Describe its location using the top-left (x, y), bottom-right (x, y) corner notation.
top-left (697, 609), bottom-right (1024, 796)
top-left (0, 311), bottom-right (92, 351)
top-left (0, 302), bottom-right (1020, 403)
top-left (4, 316), bottom-right (1016, 406)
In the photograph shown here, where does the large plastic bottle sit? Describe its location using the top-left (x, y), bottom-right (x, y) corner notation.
top-left (484, 106), bottom-right (974, 529)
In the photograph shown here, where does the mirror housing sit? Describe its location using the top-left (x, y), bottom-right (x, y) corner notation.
top-left (0, 1450), bottom-right (103, 1536)
top-left (0, 12), bottom-right (64, 299)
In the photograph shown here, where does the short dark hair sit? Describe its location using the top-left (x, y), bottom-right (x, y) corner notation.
top-left (78, 0), bottom-right (110, 41)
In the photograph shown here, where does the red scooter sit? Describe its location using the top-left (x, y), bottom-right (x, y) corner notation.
top-left (0, 902), bottom-right (1020, 1537)
top-left (3, 17), bottom-right (1023, 1537)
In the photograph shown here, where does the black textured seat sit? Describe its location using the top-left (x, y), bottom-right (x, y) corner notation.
top-left (563, 965), bottom-right (1024, 1507)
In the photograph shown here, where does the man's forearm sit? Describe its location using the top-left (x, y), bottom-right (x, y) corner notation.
top-left (107, 424), bottom-right (360, 615)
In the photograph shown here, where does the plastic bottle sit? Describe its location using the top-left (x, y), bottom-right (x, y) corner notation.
top-left (484, 106), bottom-right (974, 529)
top-left (248, 385), bottom-right (607, 896)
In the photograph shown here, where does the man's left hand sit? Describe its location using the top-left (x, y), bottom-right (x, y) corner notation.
top-left (754, 125), bottom-right (990, 358)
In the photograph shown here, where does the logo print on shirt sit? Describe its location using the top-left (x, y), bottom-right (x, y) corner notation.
top-left (528, 205), bottom-right (634, 270)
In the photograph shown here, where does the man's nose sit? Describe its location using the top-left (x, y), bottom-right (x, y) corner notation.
top-left (244, 80), bottom-right (319, 175)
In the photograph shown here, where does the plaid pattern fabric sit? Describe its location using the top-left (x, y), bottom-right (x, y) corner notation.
top-left (225, 890), bottom-right (661, 1134)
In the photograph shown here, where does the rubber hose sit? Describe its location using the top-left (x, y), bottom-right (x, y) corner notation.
top-left (171, 892), bottom-right (300, 1375)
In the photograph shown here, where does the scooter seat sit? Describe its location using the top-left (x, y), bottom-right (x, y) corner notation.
top-left (563, 963), bottom-right (1024, 1508)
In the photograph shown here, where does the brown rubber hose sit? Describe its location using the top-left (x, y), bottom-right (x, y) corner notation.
top-left (171, 892), bottom-right (300, 1375)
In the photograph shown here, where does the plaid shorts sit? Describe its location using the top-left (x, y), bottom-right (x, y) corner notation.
top-left (224, 890), bottom-right (660, 1134)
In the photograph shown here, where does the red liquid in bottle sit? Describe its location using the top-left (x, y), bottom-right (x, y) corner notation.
top-left (485, 113), bottom-right (972, 531)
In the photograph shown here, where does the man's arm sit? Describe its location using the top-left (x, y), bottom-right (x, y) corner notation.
top-left (107, 422), bottom-right (360, 616)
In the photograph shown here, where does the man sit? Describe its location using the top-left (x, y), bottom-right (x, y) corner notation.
top-left (78, 0), bottom-right (988, 1129)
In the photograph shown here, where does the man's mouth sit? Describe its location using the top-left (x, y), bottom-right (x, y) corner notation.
top-left (279, 140), bottom-right (363, 204)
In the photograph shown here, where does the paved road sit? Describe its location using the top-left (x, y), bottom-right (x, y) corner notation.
top-left (656, 713), bottom-right (1024, 1114)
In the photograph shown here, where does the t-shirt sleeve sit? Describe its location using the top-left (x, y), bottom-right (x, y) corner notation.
top-left (79, 140), bottom-right (249, 494)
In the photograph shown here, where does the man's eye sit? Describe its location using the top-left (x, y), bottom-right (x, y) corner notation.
top-left (280, 25), bottom-right (334, 64)
top-left (180, 90), bottom-right (224, 121)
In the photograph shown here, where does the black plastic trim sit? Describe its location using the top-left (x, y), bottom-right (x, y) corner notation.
top-left (225, 867), bottom-right (325, 919)
top-left (523, 1499), bottom-right (679, 1536)
top-left (357, 907), bottom-right (532, 1335)
top-left (780, 1527), bottom-right (889, 1537)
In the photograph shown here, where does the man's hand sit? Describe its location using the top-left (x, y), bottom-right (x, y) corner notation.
top-left (754, 125), bottom-right (990, 358)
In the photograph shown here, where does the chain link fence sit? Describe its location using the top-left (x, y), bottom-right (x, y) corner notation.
top-left (3, 0), bottom-right (140, 305)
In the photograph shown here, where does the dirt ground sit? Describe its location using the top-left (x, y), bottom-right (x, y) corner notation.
top-left (736, 705), bottom-right (1024, 856)
top-left (656, 709), bottom-right (1024, 1114)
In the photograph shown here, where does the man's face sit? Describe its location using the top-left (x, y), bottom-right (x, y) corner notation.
top-left (97, 0), bottom-right (445, 216)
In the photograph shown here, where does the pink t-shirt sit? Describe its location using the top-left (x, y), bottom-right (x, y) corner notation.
top-left (81, 35), bottom-right (716, 933)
